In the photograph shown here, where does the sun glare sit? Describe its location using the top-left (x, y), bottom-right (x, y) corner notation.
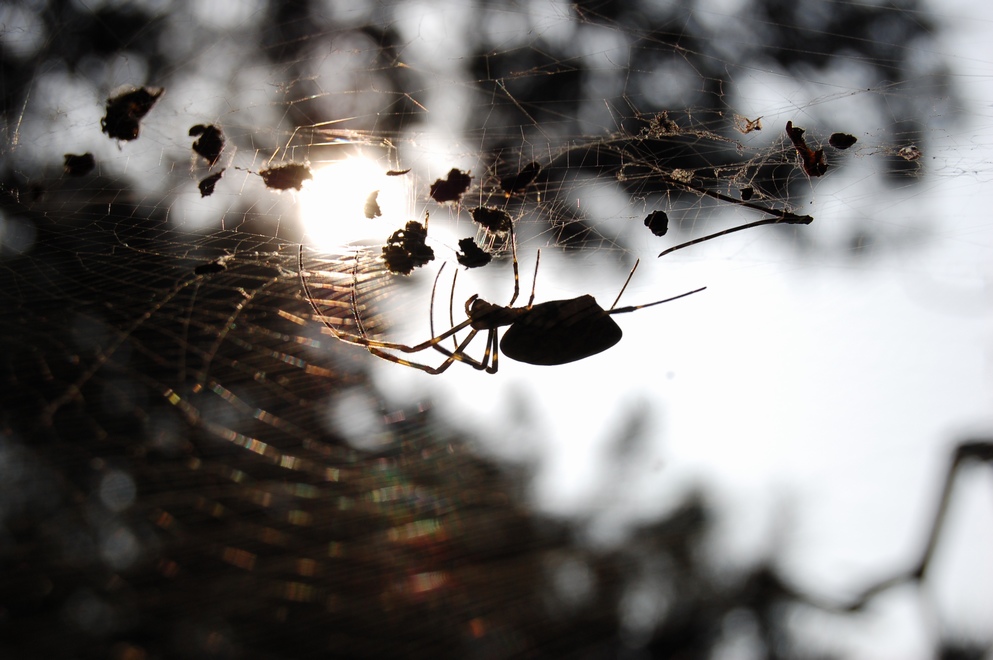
top-left (299, 156), bottom-right (414, 250)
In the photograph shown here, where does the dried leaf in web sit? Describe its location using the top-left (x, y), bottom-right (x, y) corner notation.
top-left (364, 190), bottom-right (382, 219)
top-left (189, 124), bottom-right (225, 165)
top-left (898, 145), bottom-right (922, 161)
top-left (456, 238), bottom-right (492, 269)
top-left (786, 121), bottom-right (828, 177)
top-left (500, 161), bottom-right (541, 194)
top-left (198, 170), bottom-right (224, 197)
top-left (382, 220), bottom-right (435, 275)
top-left (829, 133), bottom-right (858, 150)
top-left (194, 260), bottom-right (227, 275)
top-left (734, 115), bottom-right (763, 134)
top-left (644, 210), bottom-right (669, 237)
top-left (100, 86), bottom-right (163, 141)
top-left (63, 153), bottom-right (95, 176)
top-left (260, 163), bottom-right (312, 190)
top-left (429, 168), bottom-right (471, 203)
top-left (385, 168), bottom-right (411, 176)
top-left (740, 187), bottom-right (754, 201)
top-left (470, 206), bottom-right (512, 234)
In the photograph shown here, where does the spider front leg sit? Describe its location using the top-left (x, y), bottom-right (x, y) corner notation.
top-left (364, 327), bottom-right (489, 375)
top-left (428, 328), bottom-right (500, 374)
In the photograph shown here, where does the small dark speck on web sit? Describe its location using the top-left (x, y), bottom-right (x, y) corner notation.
top-left (101, 86), bottom-right (163, 141)
top-left (456, 238), bottom-right (492, 269)
top-left (386, 169), bottom-right (410, 176)
top-left (500, 161), bottom-right (541, 194)
top-left (260, 163), bottom-right (312, 191)
top-left (829, 133), bottom-right (858, 150)
top-left (470, 206), bottom-right (512, 234)
top-left (189, 124), bottom-right (225, 165)
top-left (383, 220), bottom-right (435, 275)
top-left (364, 190), bottom-right (382, 219)
top-left (429, 168), bottom-right (471, 203)
top-left (644, 210), bottom-right (669, 237)
top-left (64, 153), bottom-right (95, 176)
top-left (195, 260), bottom-right (227, 275)
top-left (198, 170), bottom-right (224, 197)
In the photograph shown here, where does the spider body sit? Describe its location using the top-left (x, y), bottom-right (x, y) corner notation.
top-left (498, 295), bottom-right (622, 365)
top-left (300, 241), bottom-right (703, 374)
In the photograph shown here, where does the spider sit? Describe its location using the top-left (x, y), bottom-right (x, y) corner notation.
top-left (299, 234), bottom-right (704, 374)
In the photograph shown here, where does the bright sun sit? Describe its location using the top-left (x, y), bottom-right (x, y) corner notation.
top-left (298, 156), bottom-right (414, 250)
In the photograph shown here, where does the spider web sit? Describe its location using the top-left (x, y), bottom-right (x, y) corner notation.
top-left (1, 1), bottom-right (992, 658)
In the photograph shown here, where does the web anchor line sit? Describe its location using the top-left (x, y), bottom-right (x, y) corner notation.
top-left (657, 172), bottom-right (813, 258)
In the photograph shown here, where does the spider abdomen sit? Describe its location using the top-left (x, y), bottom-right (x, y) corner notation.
top-left (500, 295), bottom-right (623, 365)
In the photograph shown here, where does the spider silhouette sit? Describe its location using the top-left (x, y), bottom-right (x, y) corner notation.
top-left (300, 231), bottom-right (704, 374)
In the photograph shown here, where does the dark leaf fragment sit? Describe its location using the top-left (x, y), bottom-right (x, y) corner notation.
top-left (386, 169), bottom-right (411, 176)
top-left (260, 163), bottom-right (312, 191)
top-left (364, 190), bottom-right (382, 218)
top-left (198, 170), bottom-right (224, 197)
top-left (382, 220), bottom-right (435, 275)
top-left (101, 86), bottom-right (163, 141)
top-left (739, 186), bottom-right (754, 201)
top-left (470, 206), bottom-right (512, 234)
top-left (429, 168), bottom-right (471, 203)
top-left (189, 124), bottom-right (224, 165)
top-left (63, 153), bottom-right (95, 177)
top-left (829, 133), bottom-right (858, 150)
top-left (194, 261), bottom-right (227, 275)
top-left (644, 210), bottom-right (669, 237)
top-left (786, 121), bottom-right (827, 177)
top-left (456, 238), bottom-right (492, 269)
top-left (500, 161), bottom-right (541, 194)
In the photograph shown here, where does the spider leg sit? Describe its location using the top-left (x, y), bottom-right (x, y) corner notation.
top-left (609, 259), bottom-right (639, 311)
top-left (526, 249), bottom-right (540, 308)
top-left (506, 221), bottom-right (522, 306)
top-left (364, 328), bottom-right (483, 374)
top-left (608, 286), bottom-right (707, 315)
top-left (426, 328), bottom-right (500, 373)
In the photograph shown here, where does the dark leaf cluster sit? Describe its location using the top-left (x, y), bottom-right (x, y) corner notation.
top-left (456, 238), bottom-right (492, 269)
top-left (429, 168), bottom-right (472, 203)
top-left (189, 124), bottom-right (225, 165)
top-left (383, 220), bottom-right (435, 275)
top-left (101, 86), bottom-right (163, 141)
top-left (260, 163), bottom-right (312, 190)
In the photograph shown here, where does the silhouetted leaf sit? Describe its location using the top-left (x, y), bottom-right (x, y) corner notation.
top-left (101, 86), bottom-right (163, 141)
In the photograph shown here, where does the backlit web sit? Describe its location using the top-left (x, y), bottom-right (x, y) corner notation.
top-left (1, 1), bottom-right (990, 658)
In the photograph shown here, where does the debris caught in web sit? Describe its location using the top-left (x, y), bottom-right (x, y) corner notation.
top-left (734, 115), bottom-right (763, 134)
top-left (101, 86), bottom-right (163, 141)
top-left (429, 168), bottom-right (471, 203)
top-left (364, 190), bottom-right (382, 219)
top-left (898, 145), bottom-right (922, 161)
top-left (829, 133), bottom-right (858, 150)
top-left (189, 124), bottom-right (225, 165)
top-left (63, 153), bottom-right (95, 177)
top-left (456, 238), bottom-right (492, 269)
top-left (386, 169), bottom-right (411, 176)
top-left (260, 163), bottom-right (312, 191)
top-left (382, 220), bottom-right (435, 275)
top-left (198, 170), bottom-right (224, 197)
top-left (739, 186), bottom-right (754, 201)
top-left (470, 206), bottom-right (512, 234)
top-left (500, 161), bottom-right (541, 194)
top-left (194, 259), bottom-right (228, 275)
top-left (644, 210), bottom-right (669, 237)
top-left (786, 121), bottom-right (828, 177)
